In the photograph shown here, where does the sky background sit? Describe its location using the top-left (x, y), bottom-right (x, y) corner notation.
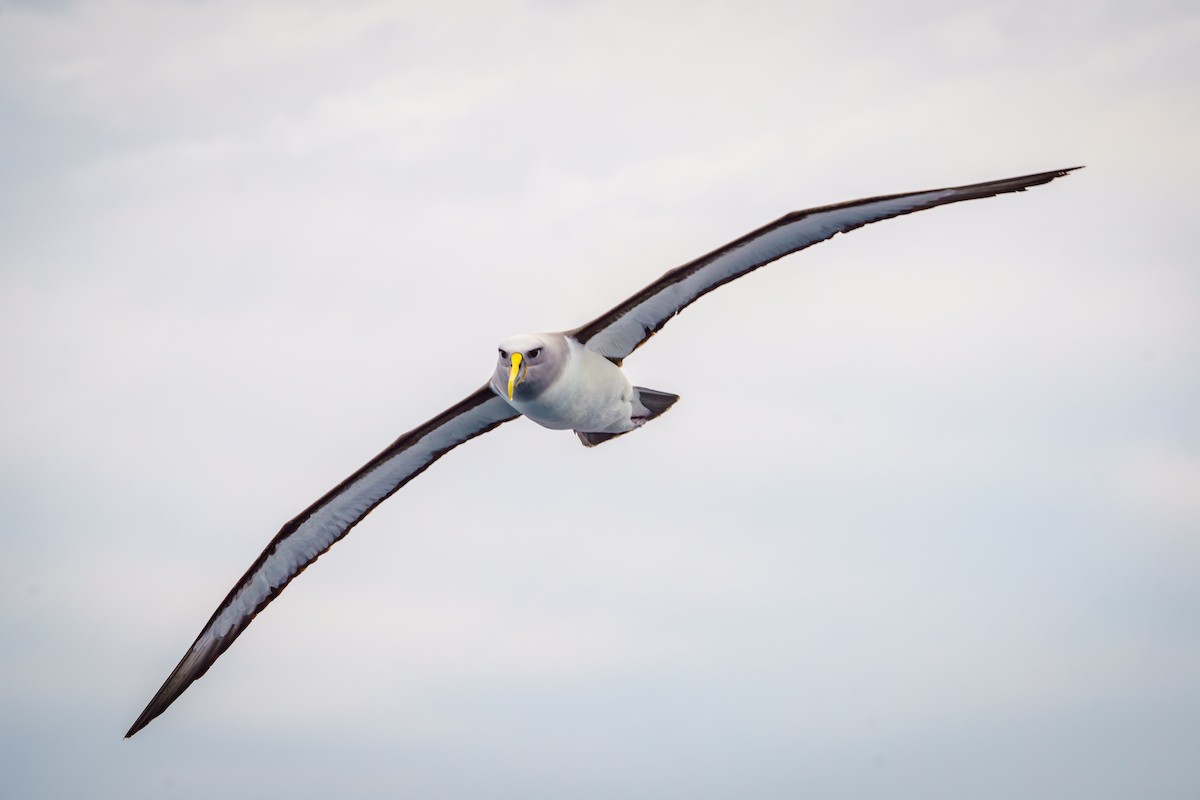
top-left (2, 1), bottom-right (1198, 798)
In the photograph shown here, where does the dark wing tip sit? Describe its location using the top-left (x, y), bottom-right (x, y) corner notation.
top-left (125, 635), bottom-right (228, 738)
top-left (923, 165), bottom-right (1083, 205)
top-left (125, 710), bottom-right (155, 739)
top-left (1003, 165), bottom-right (1084, 188)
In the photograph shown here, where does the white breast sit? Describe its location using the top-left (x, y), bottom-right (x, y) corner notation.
top-left (511, 339), bottom-right (636, 433)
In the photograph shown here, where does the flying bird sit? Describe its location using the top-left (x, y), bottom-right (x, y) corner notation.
top-left (126, 166), bottom-right (1079, 737)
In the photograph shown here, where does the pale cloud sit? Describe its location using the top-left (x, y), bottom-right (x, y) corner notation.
top-left (1113, 444), bottom-right (1200, 532)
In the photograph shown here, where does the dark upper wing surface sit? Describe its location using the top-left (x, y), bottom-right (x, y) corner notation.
top-left (126, 386), bottom-right (518, 737)
top-left (572, 168), bottom-right (1080, 360)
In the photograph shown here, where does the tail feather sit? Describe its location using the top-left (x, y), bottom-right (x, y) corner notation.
top-left (634, 387), bottom-right (680, 419)
top-left (576, 429), bottom-right (626, 447)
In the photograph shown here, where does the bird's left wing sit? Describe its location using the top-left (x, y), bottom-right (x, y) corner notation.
top-left (571, 167), bottom-right (1080, 361)
top-left (126, 385), bottom-right (518, 738)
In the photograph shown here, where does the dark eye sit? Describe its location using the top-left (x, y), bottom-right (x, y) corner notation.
top-left (499, 349), bottom-right (509, 359)
top-left (529, 348), bottom-right (541, 358)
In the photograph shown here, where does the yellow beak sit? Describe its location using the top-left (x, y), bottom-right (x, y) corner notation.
top-left (507, 352), bottom-right (523, 400)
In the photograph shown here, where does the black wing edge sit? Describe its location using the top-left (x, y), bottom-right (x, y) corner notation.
top-left (571, 166), bottom-right (1083, 354)
top-left (125, 384), bottom-right (517, 738)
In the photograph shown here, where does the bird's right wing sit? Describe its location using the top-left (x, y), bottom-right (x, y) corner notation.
top-left (126, 385), bottom-right (519, 738)
top-left (571, 167), bottom-right (1081, 361)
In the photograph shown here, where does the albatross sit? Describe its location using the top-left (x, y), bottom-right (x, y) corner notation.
top-left (126, 166), bottom-right (1079, 737)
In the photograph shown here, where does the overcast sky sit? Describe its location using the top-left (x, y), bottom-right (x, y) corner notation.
top-left (1, 1), bottom-right (1198, 798)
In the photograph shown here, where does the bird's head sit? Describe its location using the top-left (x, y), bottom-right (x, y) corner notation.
top-left (492, 333), bottom-right (566, 402)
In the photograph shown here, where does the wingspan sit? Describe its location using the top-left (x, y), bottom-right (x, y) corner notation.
top-left (126, 385), bottom-right (519, 737)
top-left (572, 167), bottom-right (1081, 361)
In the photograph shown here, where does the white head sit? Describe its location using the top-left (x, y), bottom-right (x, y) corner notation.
top-left (491, 333), bottom-right (568, 402)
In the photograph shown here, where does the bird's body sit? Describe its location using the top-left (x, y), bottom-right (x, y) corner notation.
top-left (490, 332), bottom-right (675, 442)
top-left (126, 166), bottom-right (1080, 737)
